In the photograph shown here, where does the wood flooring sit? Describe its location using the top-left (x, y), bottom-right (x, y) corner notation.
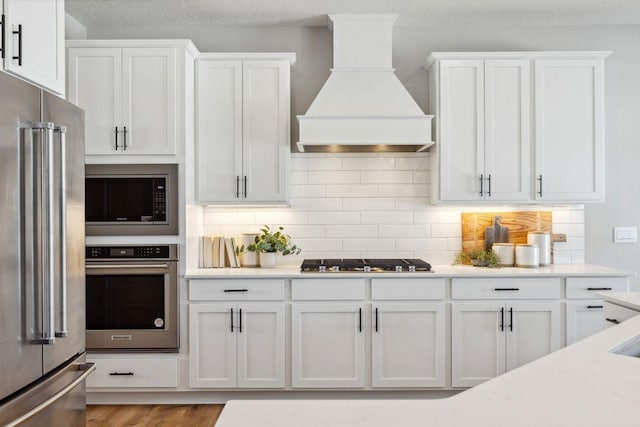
top-left (86, 404), bottom-right (224, 427)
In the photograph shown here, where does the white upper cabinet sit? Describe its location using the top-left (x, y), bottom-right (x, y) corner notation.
top-left (67, 40), bottom-right (197, 157)
top-left (534, 58), bottom-right (605, 201)
top-left (425, 52), bottom-right (609, 203)
top-left (2, 0), bottom-right (65, 95)
top-left (196, 54), bottom-right (294, 205)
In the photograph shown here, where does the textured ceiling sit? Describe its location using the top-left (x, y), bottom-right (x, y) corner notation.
top-left (66, 0), bottom-right (640, 28)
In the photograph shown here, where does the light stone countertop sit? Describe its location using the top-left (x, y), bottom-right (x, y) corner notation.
top-left (185, 263), bottom-right (634, 279)
top-left (597, 291), bottom-right (640, 311)
top-left (216, 307), bottom-right (640, 427)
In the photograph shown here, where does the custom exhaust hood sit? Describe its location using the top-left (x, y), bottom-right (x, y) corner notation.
top-left (296, 14), bottom-right (434, 153)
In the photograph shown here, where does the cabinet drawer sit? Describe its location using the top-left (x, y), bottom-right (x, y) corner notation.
top-left (86, 358), bottom-right (177, 388)
top-left (189, 279), bottom-right (285, 301)
top-left (292, 279), bottom-right (365, 300)
top-left (566, 277), bottom-right (628, 299)
top-left (372, 278), bottom-right (445, 300)
top-left (452, 278), bottom-right (561, 300)
top-left (603, 302), bottom-right (640, 327)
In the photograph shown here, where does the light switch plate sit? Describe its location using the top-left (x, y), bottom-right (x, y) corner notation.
top-left (613, 226), bottom-right (637, 243)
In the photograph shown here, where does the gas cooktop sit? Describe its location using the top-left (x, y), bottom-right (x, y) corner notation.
top-left (300, 258), bottom-right (432, 273)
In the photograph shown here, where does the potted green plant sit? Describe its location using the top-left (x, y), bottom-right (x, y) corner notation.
top-left (454, 248), bottom-right (501, 268)
top-left (238, 225), bottom-right (301, 268)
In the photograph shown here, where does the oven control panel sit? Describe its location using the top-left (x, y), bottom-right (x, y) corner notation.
top-left (86, 245), bottom-right (174, 260)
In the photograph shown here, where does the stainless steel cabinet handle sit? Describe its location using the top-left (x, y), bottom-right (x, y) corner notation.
top-left (479, 174), bottom-right (484, 196)
top-left (12, 23), bottom-right (22, 65)
top-left (55, 126), bottom-right (68, 338)
top-left (537, 175), bottom-right (543, 197)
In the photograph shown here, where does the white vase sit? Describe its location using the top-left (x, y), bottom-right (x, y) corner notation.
top-left (259, 252), bottom-right (277, 268)
top-left (238, 233), bottom-right (259, 267)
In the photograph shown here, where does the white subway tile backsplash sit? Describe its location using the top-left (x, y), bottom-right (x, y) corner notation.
top-left (308, 171), bottom-right (361, 184)
top-left (326, 225), bottom-right (378, 238)
top-left (200, 154), bottom-right (585, 265)
top-left (361, 211), bottom-right (413, 225)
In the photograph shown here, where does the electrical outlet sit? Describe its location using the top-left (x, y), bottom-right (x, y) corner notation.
top-left (613, 226), bottom-right (637, 243)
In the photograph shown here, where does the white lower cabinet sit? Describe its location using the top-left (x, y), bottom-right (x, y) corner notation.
top-left (87, 356), bottom-right (177, 388)
top-left (566, 301), bottom-right (605, 344)
top-left (189, 302), bottom-right (285, 388)
top-left (371, 302), bottom-right (445, 387)
top-left (452, 301), bottom-right (561, 387)
top-left (291, 303), bottom-right (365, 388)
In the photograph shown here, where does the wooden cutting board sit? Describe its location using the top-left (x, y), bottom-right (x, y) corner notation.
top-left (461, 211), bottom-right (552, 252)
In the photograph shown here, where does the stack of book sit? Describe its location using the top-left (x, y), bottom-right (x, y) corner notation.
top-left (199, 235), bottom-right (240, 268)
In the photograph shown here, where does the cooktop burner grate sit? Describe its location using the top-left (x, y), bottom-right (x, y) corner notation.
top-left (300, 258), bottom-right (432, 273)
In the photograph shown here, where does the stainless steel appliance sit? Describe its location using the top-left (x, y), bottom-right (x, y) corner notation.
top-left (0, 73), bottom-right (94, 426)
top-left (85, 163), bottom-right (178, 236)
top-left (85, 244), bottom-right (179, 351)
top-left (300, 259), bottom-right (433, 273)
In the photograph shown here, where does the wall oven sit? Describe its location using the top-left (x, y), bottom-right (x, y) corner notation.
top-left (85, 244), bottom-right (179, 352)
top-left (85, 163), bottom-right (178, 236)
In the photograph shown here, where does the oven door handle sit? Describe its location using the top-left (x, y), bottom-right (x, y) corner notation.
top-left (86, 264), bottom-right (170, 269)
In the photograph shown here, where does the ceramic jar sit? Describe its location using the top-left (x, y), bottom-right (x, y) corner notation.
top-left (515, 244), bottom-right (539, 268)
top-left (492, 243), bottom-right (515, 266)
top-left (527, 232), bottom-right (551, 266)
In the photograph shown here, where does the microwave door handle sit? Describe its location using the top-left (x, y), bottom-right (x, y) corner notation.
top-left (55, 126), bottom-right (67, 338)
top-left (85, 264), bottom-right (170, 269)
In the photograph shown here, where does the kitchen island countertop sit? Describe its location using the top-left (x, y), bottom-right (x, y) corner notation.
top-left (216, 293), bottom-right (640, 426)
top-left (186, 263), bottom-right (633, 279)
top-left (597, 291), bottom-right (640, 311)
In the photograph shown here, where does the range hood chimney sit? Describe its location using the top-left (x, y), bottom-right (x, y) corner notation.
top-left (296, 14), bottom-right (434, 153)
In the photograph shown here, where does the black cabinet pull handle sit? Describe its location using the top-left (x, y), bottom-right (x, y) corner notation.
top-left (239, 308), bottom-right (242, 333)
top-left (537, 175), bottom-right (543, 197)
top-left (230, 308), bottom-right (234, 332)
top-left (499, 307), bottom-right (504, 331)
top-left (115, 126), bottom-right (119, 150)
top-left (236, 176), bottom-right (240, 198)
top-left (605, 318), bottom-right (620, 325)
top-left (123, 126), bottom-right (127, 150)
top-left (587, 305), bottom-right (604, 309)
top-left (224, 289), bottom-right (248, 293)
top-left (12, 24), bottom-right (22, 65)
top-left (494, 288), bottom-right (520, 291)
top-left (509, 307), bottom-right (513, 331)
top-left (375, 307), bottom-right (379, 332)
top-left (358, 308), bottom-right (362, 333)
top-left (587, 287), bottom-right (612, 291)
top-left (479, 174), bottom-right (484, 196)
top-left (109, 372), bottom-right (134, 376)
top-left (1, 14), bottom-right (5, 59)
top-left (486, 174), bottom-right (492, 197)
top-left (243, 176), bottom-right (247, 198)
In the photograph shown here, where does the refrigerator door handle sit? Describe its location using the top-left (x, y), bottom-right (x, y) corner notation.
top-left (24, 122), bottom-right (56, 345)
top-left (54, 125), bottom-right (67, 338)
top-left (3, 362), bottom-right (95, 427)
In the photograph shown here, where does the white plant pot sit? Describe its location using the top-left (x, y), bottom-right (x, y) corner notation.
top-left (259, 252), bottom-right (278, 268)
top-left (238, 233), bottom-right (259, 267)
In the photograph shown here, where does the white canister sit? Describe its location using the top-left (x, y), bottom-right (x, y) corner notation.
top-left (492, 243), bottom-right (515, 266)
top-left (527, 232), bottom-right (551, 266)
top-left (238, 233), bottom-right (259, 267)
top-left (515, 244), bottom-right (539, 268)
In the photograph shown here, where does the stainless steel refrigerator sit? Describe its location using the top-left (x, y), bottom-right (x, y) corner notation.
top-left (0, 72), bottom-right (94, 425)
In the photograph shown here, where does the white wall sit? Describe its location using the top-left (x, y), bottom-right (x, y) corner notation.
top-left (84, 22), bottom-right (640, 285)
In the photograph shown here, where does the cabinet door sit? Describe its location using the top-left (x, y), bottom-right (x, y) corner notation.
top-left (196, 60), bottom-right (243, 202)
top-left (534, 59), bottom-right (604, 201)
top-left (242, 60), bottom-right (290, 203)
top-left (67, 48), bottom-right (122, 155)
top-left (122, 47), bottom-right (177, 155)
top-left (506, 302), bottom-right (561, 371)
top-left (451, 302), bottom-right (505, 387)
top-left (484, 60), bottom-right (531, 201)
top-left (237, 303), bottom-right (285, 388)
top-left (291, 303), bottom-right (365, 388)
top-left (438, 60), bottom-right (484, 201)
top-left (3, 0), bottom-right (65, 94)
top-left (189, 304), bottom-right (237, 388)
top-left (372, 303), bottom-right (445, 388)
top-left (566, 301), bottom-right (604, 345)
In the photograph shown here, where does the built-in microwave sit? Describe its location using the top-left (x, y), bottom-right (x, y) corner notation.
top-left (85, 164), bottom-right (178, 236)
